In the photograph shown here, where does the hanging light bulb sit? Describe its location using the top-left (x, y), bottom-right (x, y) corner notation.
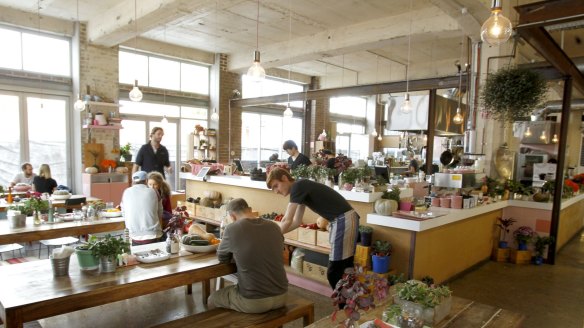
top-left (453, 107), bottom-right (464, 125)
top-left (161, 115), bottom-right (168, 124)
top-left (377, 135), bottom-right (382, 141)
top-left (524, 126), bottom-right (532, 137)
top-left (74, 93), bottom-right (86, 112)
top-left (423, 133), bottom-right (427, 142)
top-left (552, 134), bottom-right (558, 143)
top-left (400, 93), bottom-right (412, 113)
top-left (453, 37), bottom-right (464, 125)
top-left (210, 108), bottom-right (219, 121)
top-left (539, 130), bottom-right (547, 141)
top-left (480, 0), bottom-right (513, 46)
top-left (371, 129), bottom-right (378, 137)
top-left (283, 103), bottom-right (293, 118)
top-left (247, 0), bottom-right (265, 82)
top-left (129, 80), bottom-right (143, 102)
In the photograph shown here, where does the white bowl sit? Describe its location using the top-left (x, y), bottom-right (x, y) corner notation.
top-left (181, 242), bottom-right (219, 253)
top-left (102, 211), bottom-right (123, 218)
top-left (51, 193), bottom-right (71, 200)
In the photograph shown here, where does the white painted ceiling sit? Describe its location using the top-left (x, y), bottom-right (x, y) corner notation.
top-left (0, 0), bottom-right (581, 90)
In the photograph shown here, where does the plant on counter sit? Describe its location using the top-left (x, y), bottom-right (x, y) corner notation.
top-left (291, 164), bottom-right (310, 180)
top-left (119, 142), bottom-right (132, 161)
top-left (100, 159), bottom-right (117, 172)
top-left (372, 240), bottom-right (392, 257)
top-left (383, 186), bottom-right (401, 202)
top-left (534, 235), bottom-right (555, 263)
top-left (340, 167), bottom-right (360, 185)
top-left (88, 234), bottom-right (130, 261)
top-left (564, 179), bottom-right (579, 196)
top-left (513, 226), bottom-right (535, 250)
top-left (396, 280), bottom-right (452, 309)
top-left (308, 165), bottom-right (332, 182)
top-left (392, 280), bottom-right (452, 327)
top-left (496, 217), bottom-right (516, 248)
top-left (358, 225), bottom-right (373, 234)
top-left (481, 66), bottom-right (547, 123)
top-left (333, 154), bottom-right (352, 174)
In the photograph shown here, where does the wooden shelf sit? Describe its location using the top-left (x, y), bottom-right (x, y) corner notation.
top-left (85, 101), bottom-right (120, 108)
top-left (83, 124), bottom-right (123, 130)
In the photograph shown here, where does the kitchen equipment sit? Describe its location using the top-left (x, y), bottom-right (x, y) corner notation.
top-left (516, 153), bottom-right (548, 183)
top-left (440, 149), bottom-right (454, 166)
top-left (433, 172), bottom-right (486, 189)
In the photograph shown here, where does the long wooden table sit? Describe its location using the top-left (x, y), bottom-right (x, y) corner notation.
top-left (0, 246), bottom-right (236, 328)
top-left (0, 216), bottom-right (125, 244)
top-left (0, 195), bottom-right (101, 212)
top-left (307, 296), bottom-right (525, 328)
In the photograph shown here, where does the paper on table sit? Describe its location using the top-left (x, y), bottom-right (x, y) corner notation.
top-left (52, 245), bottom-right (75, 259)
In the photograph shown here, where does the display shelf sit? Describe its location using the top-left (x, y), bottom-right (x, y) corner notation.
top-left (82, 124), bottom-right (123, 130)
top-left (85, 101), bottom-right (121, 108)
top-left (187, 132), bottom-right (217, 161)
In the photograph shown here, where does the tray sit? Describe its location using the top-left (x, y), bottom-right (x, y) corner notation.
top-left (181, 242), bottom-right (219, 253)
top-left (134, 249), bottom-right (171, 263)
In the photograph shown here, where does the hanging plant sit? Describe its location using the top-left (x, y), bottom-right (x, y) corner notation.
top-left (481, 67), bottom-right (547, 123)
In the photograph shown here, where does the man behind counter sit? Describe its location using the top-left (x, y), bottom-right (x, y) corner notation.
top-left (283, 140), bottom-right (311, 170)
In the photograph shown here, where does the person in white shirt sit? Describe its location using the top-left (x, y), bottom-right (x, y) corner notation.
top-left (122, 171), bottom-right (163, 246)
top-left (10, 163), bottom-right (36, 187)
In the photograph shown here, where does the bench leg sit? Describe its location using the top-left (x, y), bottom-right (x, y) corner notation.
top-left (185, 284), bottom-right (192, 295)
top-left (202, 279), bottom-right (211, 305)
top-left (303, 306), bottom-right (315, 326)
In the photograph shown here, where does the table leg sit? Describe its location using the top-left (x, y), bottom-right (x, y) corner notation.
top-left (4, 309), bottom-right (24, 328)
top-left (185, 284), bottom-right (192, 295)
top-left (202, 279), bottom-right (211, 305)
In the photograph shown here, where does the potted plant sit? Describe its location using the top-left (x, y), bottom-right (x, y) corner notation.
top-left (371, 175), bottom-right (387, 192)
top-left (481, 66), bottom-right (547, 123)
top-left (533, 235), bottom-right (554, 265)
top-left (374, 186), bottom-right (400, 216)
top-left (393, 280), bottom-right (452, 326)
top-left (291, 164), bottom-right (310, 180)
top-left (340, 167), bottom-right (359, 191)
top-left (75, 241), bottom-right (100, 271)
top-left (88, 234), bottom-right (130, 272)
top-left (513, 226), bottom-right (535, 251)
top-left (23, 195), bottom-right (49, 225)
top-left (371, 240), bottom-right (392, 274)
top-left (495, 217), bottom-right (516, 249)
top-left (119, 142), bottom-right (132, 162)
top-left (358, 225), bottom-right (373, 247)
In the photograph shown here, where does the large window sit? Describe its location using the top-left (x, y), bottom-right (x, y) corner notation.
top-left (241, 112), bottom-right (302, 168)
top-left (119, 50), bottom-right (210, 95)
top-left (330, 96), bottom-right (369, 160)
top-left (242, 75), bottom-right (304, 108)
top-left (0, 93), bottom-right (69, 187)
top-left (0, 26), bottom-right (71, 76)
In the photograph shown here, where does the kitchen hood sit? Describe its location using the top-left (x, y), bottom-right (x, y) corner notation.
top-left (434, 96), bottom-right (465, 136)
top-left (518, 121), bottom-right (559, 144)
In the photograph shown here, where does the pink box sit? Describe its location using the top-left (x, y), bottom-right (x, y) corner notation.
top-left (440, 197), bottom-right (451, 208)
top-left (451, 196), bottom-right (463, 209)
top-left (431, 197), bottom-right (440, 207)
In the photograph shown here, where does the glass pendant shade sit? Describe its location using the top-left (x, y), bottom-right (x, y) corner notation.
top-left (161, 115), bottom-right (168, 124)
top-left (480, 1), bottom-right (513, 46)
top-left (552, 134), bottom-right (558, 143)
top-left (400, 93), bottom-right (412, 114)
top-left (377, 135), bottom-right (382, 141)
top-left (283, 104), bottom-right (293, 118)
top-left (129, 80), bottom-right (143, 102)
top-left (524, 126), bottom-right (532, 137)
top-left (247, 50), bottom-right (266, 82)
top-left (211, 108), bottom-right (219, 121)
top-left (539, 130), bottom-right (546, 141)
top-left (74, 94), bottom-right (86, 112)
top-left (453, 107), bottom-right (464, 125)
top-left (371, 129), bottom-right (378, 137)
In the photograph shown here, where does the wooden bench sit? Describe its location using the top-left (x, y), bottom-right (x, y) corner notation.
top-left (152, 295), bottom-right (315, 328)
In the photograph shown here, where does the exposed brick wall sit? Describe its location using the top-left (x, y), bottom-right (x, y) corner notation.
top-left (217, 54), bottom-right (242, 162)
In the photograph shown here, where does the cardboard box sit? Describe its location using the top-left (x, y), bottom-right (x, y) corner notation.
top-left (297, 228), bottom-right (317, 245)
top-left (316, 230), bottom-right (330, 248)
top-left (283, 229), bottom-right (298, 241)
top-left (510, 249), bottom-right (531, 264)
top-left (355, 245), bottom-right (372, 269)
top-left (302, 261), bottom-right (328, 284)
top-left (492, 248), bottom-right (510, 262)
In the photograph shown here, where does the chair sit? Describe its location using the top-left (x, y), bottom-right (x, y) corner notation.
top-left (39, 237), bottom-right (79, 258)
top-left (0, 244), bottom-right (24, 260)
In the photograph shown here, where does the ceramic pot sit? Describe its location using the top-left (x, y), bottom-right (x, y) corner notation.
top-left (75, 248), bottom-right (99, 271)
top-left (372, 255), bottom-right (390, 274)
top-left (360, 231), bottom-right (373, 247)
top-left (343, 183), bottom-right (354, 191)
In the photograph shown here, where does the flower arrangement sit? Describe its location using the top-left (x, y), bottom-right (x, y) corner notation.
top-left (564, 179), bottom-right (579, 194)
top-left (334, 154), bottom-right (352, 174)
top-left (513, 226), bottom-right (535, 246)
top-left (331, 267), bottom-right (389, 327)
top-left (496, 217), bottom-right (516, 244)
top-left (534, 235), bottom-right (555, 258)
top-left (572, 173), bottom-right (584, 185)
top-left (164, 205), bottom-right (190, 236)
top-left (100, 159), bottom-right (117, 172)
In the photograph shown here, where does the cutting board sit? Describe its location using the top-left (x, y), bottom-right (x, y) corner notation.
top-left (84, 143), bottom-right (104, 169)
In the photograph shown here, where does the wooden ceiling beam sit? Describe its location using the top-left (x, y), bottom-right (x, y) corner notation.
top-left (515, 0), bottom-right (584, 28)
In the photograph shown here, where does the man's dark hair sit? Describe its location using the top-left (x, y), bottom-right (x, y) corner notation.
top-left (282, 140), bottom-right (298, 151)
top-left (21, 162), bottom-right (32, 171)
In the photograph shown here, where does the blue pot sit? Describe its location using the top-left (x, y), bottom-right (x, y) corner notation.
top-left (534, 256), bottom-right (543, 265)
top-left (498, 241), bottom-right (508, 249)
top-left (518, 242), bottom-right (528, 251)
top-left (372, 255), bottom-right (390, 274)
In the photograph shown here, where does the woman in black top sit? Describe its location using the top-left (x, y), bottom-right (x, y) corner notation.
top-left (283, 140), bottom-right (311, 170)
top-left (32, 164), bottom-right (58, 194)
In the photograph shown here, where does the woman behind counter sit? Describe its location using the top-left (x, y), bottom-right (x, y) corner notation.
top-left (32, 164), bottom-right (58, 194)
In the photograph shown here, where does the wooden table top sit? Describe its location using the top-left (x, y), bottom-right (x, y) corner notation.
top-left (307, 295), bottom-right (524, 328)
top-left (0, 195), bottom-right (101, 211)
top-left (0, 245), bottom-right (236, 328)
top-left (0, 217), bottom-right (125, 244)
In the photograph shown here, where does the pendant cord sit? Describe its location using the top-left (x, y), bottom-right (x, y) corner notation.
top-left (287, 0), bottom-right (291, 105)
top-left (405, 0), bottom-right (413, 94)
top-left (256, 0), bottom-right (260, 51)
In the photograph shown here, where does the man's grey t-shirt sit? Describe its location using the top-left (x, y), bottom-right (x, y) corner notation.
top-left (217, 218), bottom-right (288, 299)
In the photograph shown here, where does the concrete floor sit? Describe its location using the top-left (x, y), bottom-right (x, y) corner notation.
top-left (2, 232), bottom-right (583, 327)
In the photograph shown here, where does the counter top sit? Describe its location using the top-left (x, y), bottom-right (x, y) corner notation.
top-left (367, 193), bottom-right (584, 232)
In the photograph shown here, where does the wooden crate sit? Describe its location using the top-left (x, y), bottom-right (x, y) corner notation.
top-left (195, 205), bottom-right (224, 222)
top-left (302, 261), bottom-right (328, 284)
top-left (185, 202), bottom-right (196, 217)
top-left (284, 229), bottom-right (298, 241)
top-left (510, 249), bottom-right (532, 264)
top-left (492, 248), bottom-right (510, 262)
top-left (355, 245), bottom-right (372, 269)
top-left (297, 228), bottom-right (317, 245)
top-left (316, 230), bottom-right (330, 248)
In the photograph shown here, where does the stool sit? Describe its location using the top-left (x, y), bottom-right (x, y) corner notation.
top-left (39, 237), bottom-right (79, 258)
top-left (0, 244), bottom-right (24, 260)
top-left (215, 274), bottom-right (238, 291)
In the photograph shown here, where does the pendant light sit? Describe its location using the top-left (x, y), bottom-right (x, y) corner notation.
top-left (73, 0), bottom-right (85, 112)
top-left (283, 0), bottom-right (293, 118)
top-left (210, 1), bottom-right (219, 122)
top-left (161, 115), bottom-right (168, 124)
top-left (130, 0), bottom-right (143, 102)
top-left (371, 129), bottom-right (378, 137)
top-left (552, 134), bottom-right (558, 143)
top-left (247, 0), bottom-right (265, 82)
top-left (539, 130), bottom-right (547, 141)
top-left (453, 36), bottom-right (464, 125)
top-left (480, 0), bottom-right (513, 46)
top-left (377, 111), bottom-right (383, 141)
top-left (400, 0), bottom-right (413, 114)
top-left (211, 108), bottom-right (219, 121)
top-left (524, 126), bottom-right (532, 137)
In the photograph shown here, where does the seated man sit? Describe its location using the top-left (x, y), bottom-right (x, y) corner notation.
top-left (11, 162), bottom-right (36, 187)
top-left (122, 171), bottom-right (163, 246)
top-left (209, 198), bottom-right (288, 314)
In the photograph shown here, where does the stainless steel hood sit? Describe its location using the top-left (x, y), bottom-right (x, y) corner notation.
top-left (434, 96), bottom-right (465, 136)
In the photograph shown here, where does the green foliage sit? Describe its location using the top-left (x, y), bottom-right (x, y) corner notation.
top-left (382, 186), bottom-right (401, 202)
top-left (372, 240), bottom-right (392, 256)
top-left (388, 273), bottom-right (407, 286)
top-left (397, 280), bottom-right (452, 308)
top-left (496, 217), bottom-right (516, 241)
top-left (341, 167), bottom-right (360, 185)
top-left (308, 165), bottom-right (331, 181)
top-left (374, 175), bottom-right (387, 186)
top-left (534, 235), bottom-right (555, 257)
top-left (20, 197), bottom-right (49, 214)
top-left (358, 225), bottom-right (373, 233)
top-left (119, 142), bottom-right (132, 156)
top-left (481, 67), bottom-right (547, 123)
top-left (88, 234), bottom-right (130, 260)
top-left (291, 164), bottom-right (311, 179)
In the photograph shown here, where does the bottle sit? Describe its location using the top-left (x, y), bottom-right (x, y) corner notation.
top-left (170, 235), bottom-right (179, 254)
top-left (166, 234), bottom-right (172, 253)
top-left (124, 228), bottom-right (130, 244)
top-left (48, 200), bottom-right (54, 223)
top-left (6, 187), bottom-right (13, 204)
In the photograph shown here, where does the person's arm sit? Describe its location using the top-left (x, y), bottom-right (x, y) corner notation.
top-left (133, 146), bottom-right (144, 173)
top-left (216, 226), bottom-right (233, 263)
top-left (279, 202), bottom-right (305, 234)
top-left (132, 164), bottom-right (140, 174)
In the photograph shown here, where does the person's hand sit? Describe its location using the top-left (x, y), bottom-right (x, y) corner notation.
top-left (166, 166), bottom-right (173, 174)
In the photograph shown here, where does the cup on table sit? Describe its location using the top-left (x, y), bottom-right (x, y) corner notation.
top-left (431, 197), bottom-right (441, 207)
top-left (106, 202), bottom-right (114, 209)
top-left (440, 197), bottom-right (451, 208)
top-left (452, 196), bottom-right (463, 209)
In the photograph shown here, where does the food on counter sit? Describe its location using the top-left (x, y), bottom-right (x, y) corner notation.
top-left (316, 217), bottom-right (329, 230)
top-left (259, 212), bottom-right (283, 221)
top-left (299, 223), bottom-right (319, 230)
top-left (53, 190), bottom-right (70, 195)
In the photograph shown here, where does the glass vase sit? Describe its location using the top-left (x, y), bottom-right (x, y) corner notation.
top-left (33, 211), bottom-right (41, 225)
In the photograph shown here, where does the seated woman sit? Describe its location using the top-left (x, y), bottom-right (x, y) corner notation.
top-left (147, 171), bottom-right (172, 228)
top-left (32, 164), bottom-right (58, 195)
